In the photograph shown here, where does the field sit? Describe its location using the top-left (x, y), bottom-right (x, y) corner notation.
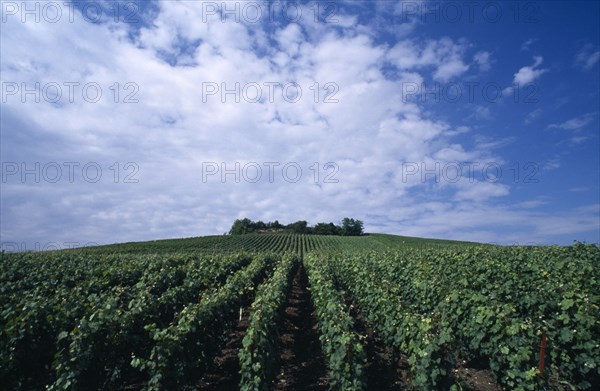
top-left (1, 234), bottom-right (598, 390)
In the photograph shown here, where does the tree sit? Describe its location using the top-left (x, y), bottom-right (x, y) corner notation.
top-left (229, 218), bottom-right (255, 235)
top-left (287, 220), bottom-right (309, 234)
top-left (341, 217), bottom-right (364, 236)
top-left (267, 220), bottom-right (283, 229)
top-left (313, 222), bottom-right (341, 235)
top-left (255, 220), bottom-right (267, 230)
top-left (328, 222), bottom-right (342, 235)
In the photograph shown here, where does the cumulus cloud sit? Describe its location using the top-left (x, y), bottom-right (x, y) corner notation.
top-left (1, 3), bottom-right (473, 246)
top-left (1, 1), bottom-right (597, 247)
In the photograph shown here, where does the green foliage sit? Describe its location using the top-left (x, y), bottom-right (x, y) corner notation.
top-left (48, 255), bottom-right (251, 390)
top-left (369, 233), bottom-right (480, 248)
top-left (313, 222), bottom-right (341, 235)
top-left (325, 253), bottom-right (446, 390)
top-left (1, 252), bottom-right (160, 389)
top-left (230, 218), bottom-right (257, 235)
top-left (327, 244), bottom-right (600, 390)
top-left (239, 255), bottom-right (298, 391)
top-left (130, 255), bottom-right (275, 390)
top-left (286, 220), bottom-right (309, 234)
top-left (304, 254), bottom-right (367, 390)
top-left (340, 218), bottom-right (364, 236)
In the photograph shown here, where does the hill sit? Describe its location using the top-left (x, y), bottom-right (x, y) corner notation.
top-left (74, 232), bottom-right (481, 254)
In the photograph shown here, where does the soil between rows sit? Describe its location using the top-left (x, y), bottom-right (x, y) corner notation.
top-left (272, 265), bottom-right (329, 390)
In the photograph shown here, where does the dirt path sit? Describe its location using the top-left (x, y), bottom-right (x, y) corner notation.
top-left (273, 265), bottom-right (329, 391)
top-left (196, 308), bottom-right (249, 390)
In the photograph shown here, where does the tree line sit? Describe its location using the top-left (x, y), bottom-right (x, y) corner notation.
top-left (229, 218), bottom-right (364, 236)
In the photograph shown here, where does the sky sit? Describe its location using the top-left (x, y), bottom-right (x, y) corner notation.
top-left (1, 0), bottom-right (599, 249)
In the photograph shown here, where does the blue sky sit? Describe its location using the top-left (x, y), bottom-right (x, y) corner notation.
top-left (1, 0), bottom-right (598, 249)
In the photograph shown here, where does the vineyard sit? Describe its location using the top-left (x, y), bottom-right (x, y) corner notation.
top-left (1, 234), bottom-right (598, 390)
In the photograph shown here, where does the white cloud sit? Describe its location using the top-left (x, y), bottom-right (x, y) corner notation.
top-left (473, 51), bottom-right (492, 71)
top-left (387, 37), bottom-right (470, 81)
top-left (515, 199), bottom-right (548, 209)
top-left (433, 144), bottom-right (478, 161)
top-left (548, 112), bottom-right (597, 131)
top-left (520, 38), bottom-right (538, 51)
top-left (575, 44), bottom-right (600, 70)
top-left (543, 159), bottom-right (561, 170)
top-left (444, 126), bottom-right (471, 137)
top-left (472, 136), bottom-right (515, 152)
top-left (454, 181), bottom-right (510, 202)
top-left (370, 203), bottom-right (599, 245)
top-left (469, 105), bottom-right (492, 121)
top-left (569, 135), bottom-right (592, 144)
top-left (512, 56), bottom-right (548, 86)
top-left (275, 23), bottom-right (305, 57)
top-left (1, 5), bottom-right (472, 246)
top-left (434, 59), bottom-right (469, 82)
top-left (503, 56), bottom-right (548, 96)
top-left (525, 108), bottom-right (543, 124)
